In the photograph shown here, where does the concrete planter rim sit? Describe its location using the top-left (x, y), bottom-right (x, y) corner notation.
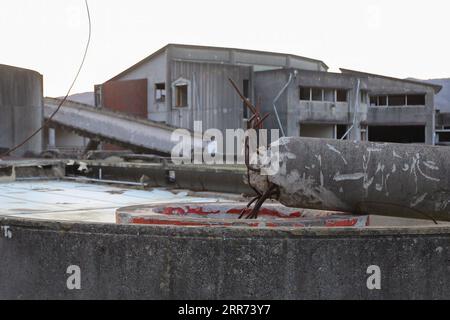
top-left (1, 216), bottom-right (449, 239)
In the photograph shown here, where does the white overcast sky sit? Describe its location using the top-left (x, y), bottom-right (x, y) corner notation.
top-left (1, 0), bottom-right (449, 97)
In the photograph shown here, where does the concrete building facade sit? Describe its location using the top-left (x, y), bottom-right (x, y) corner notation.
top-left (256, 68), bottom-right (440, 144)
top-left (95, 44), bottom-right (441, 145)
top-left (96, 44), bottom-right (327, 131)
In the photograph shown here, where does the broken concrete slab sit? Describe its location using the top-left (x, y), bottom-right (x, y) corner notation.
top-left (257, 137), bottom-right (450, 222)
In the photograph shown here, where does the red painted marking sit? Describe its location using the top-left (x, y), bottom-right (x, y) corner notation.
top-left (157, 205), bottom-right (304, 219)
top-left (186, 206), bottom-right (221, 215)
top-left (292, 223), bottom-right (306, 227)
top-left (265, 222), bottom-right (279, 227)
top-left (160, 206), bottom-right (221, 216)
top-left (226, 207), bottom-right (302, 218)
top-left (131, 217), bottom-right (232, 227)
top-left (246, 223), bottom-right (259, 227)
top-left (162, 207), bottom-right (186, 215)
top-left (122, 204), bottom-right (366, 229)
top-left (325, 218), bottom-right (358, 227)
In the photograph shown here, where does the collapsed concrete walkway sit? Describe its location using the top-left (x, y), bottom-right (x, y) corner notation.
top-left (44, 98), bottom-right (201, 155)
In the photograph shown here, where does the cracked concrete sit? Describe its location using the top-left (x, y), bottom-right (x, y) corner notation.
top-left (255, 137), bottom-right (450, 222)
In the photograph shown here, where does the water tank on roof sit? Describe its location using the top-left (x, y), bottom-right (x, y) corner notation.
top-left (0, 64), bottom-right (43, 156)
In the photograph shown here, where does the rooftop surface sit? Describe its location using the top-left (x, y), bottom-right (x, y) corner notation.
top-left (0, 180), bottom-right (445, 228)
top-left (0, 181), bottom-right (222, 223)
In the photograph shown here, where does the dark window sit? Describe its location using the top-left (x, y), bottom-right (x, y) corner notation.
top-left (312, 88), bottom-right (322, 101)
top-left (300, 87), bottom-right (310, 101)
top-left (336, 90), bottom-right (347, 102)
top-left (438, 132), bottom-right (450, 143)
top-left (407, 94), bottom-right (426, 106)
top-left (175, 85), bottom-right (188, 107)
top-left (94, 84), bottom-right (103, 108)
top-left (324, 89), bottom-right (334, 102)
top-left (368, 125), bottom-right (425, 143)
top-left (336, 125), bottom-right (348, 140)
top-left (370, 95), bottom-right (387, 106)
top-left (155, 83), bottom-right (166, 102)
top-left (360, 91), bottom-right (367, 104)
top-left (388, 95), bottom-right (406, 106)
top-left (378, 96), bottom-right (387, 106)
top-left (370, 96), bottom-right (377, 106)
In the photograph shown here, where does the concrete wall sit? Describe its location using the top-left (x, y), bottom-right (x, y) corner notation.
top-left (0, 217), bottom-right (448, 299)
top-left (254, 69), bottom-right (366, 140)
top-left (363, 75), bottom-right (435, 144)
top-left (253, 69), bottom-right (289, 133)
top-left (288, 71), bottom-right (367, 141)
top-left (67, 161), bottom-right (251, 195)
top-left (109, 44), bottom-right (327, 126)
top-left (0, 64), bottom-right (43, 156)
top-left (55, 129), bottom-right (86, 148)
top-left (254, 68), bottom-right (436, 144)
top-left (167, 61), bottom-right (251, 132)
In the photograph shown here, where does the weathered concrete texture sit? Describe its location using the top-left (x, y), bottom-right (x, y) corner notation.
top-left (105, 44), bottom-right (327, 129)
top-left (0, 217), bottom-right (449, 299)
top-left (262, 137), bottom-right (450, 221)
top-left (0, 181), bottom-right (222, 224)
top-left (0, 160), bottom-right (64, 181)
top-left (0, 64), bottom-right (43, 156)
top-left (66, 160), bottom-right (252, 195)
top-left (44, 98), bottom-right (203, 155)
top-left (255, 68), bottom-right (437, 144)
top-left (168, 60), bottom-right (251, 132)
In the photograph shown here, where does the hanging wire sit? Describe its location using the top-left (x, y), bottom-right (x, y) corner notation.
top-left (1, 0), bottom-right (92, 158)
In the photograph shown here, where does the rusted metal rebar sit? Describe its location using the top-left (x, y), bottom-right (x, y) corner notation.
top-left (228, 78), bottom-right (278, 219)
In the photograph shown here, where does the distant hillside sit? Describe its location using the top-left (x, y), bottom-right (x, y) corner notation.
top-left (423, 79), bottom-right (450, 113)
top-left (61, 91), bottom-right (95, 106)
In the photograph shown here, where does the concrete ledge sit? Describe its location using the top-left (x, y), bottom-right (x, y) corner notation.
top-left (0, 216), bottom-right (449, 299)
top-left (0, 165), bottom-right (15, 182)
top-left (0, 160), bottom-right (65, 181)
top-left (66, 160), bottom-right (251, 194)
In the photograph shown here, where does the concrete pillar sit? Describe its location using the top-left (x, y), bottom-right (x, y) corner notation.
top-left (348, 78), bottom-right (362, 142)
top-left (48, 128), bottom-right (56, 149)
top-left (425, 91), bottom-right (435, 145)
top-left (258, 137), bottom-right (450, 222)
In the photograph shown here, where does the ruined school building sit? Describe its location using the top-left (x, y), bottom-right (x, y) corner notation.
top-left (93, 43), bottom-right (443, 145)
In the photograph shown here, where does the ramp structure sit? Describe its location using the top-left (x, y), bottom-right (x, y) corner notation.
top-left (44, 97), bottom-right (201, 155)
